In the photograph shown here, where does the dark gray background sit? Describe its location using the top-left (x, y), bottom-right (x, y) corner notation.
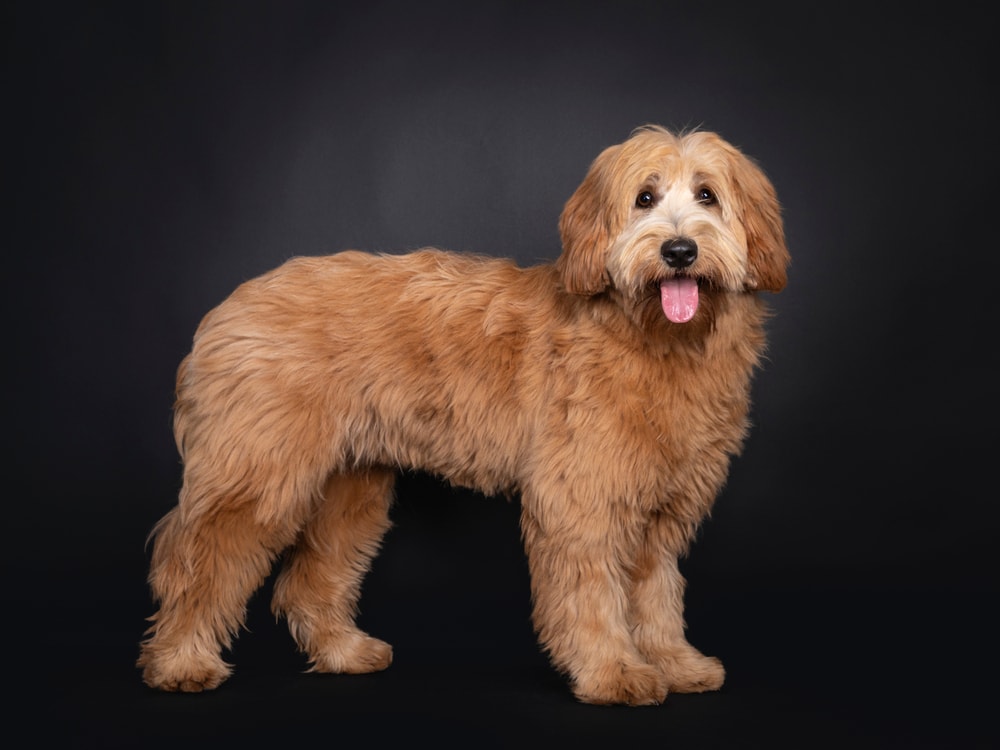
top-left (7, 1), bottom-right (996, 746)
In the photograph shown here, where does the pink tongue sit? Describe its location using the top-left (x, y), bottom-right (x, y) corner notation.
top-left (660, 277), bottom-right (699, 323)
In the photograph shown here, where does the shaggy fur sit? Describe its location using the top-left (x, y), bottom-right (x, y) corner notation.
top-left (138, 125), bottom-right (789, 705)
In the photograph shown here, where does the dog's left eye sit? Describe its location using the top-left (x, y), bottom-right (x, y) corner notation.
top-left (635, 191), bottom-right (655, 208)
top-left (697, 187), bottom-right (717, 205)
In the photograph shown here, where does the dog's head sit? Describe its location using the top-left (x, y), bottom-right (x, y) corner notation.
top-left (556, 126), bottom-right (789, 323)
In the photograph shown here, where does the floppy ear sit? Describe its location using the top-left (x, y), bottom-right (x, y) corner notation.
top-left (729, 151), bottom-right (790, 293)
top-left (556, 144), bottom-right (623, 296)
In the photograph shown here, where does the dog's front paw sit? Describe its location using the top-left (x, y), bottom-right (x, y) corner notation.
top-left (657, 647), bottom-right (725, 693)
top-left (138, 646), bottom-right (232, 692)
top-left (572, 661), bottom-right (669, 706)
top-left (305, 629), bottom-right (393, 674)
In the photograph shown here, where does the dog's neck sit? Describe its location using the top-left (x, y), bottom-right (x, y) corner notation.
top-left (581, 286), bottom-right (767, 364)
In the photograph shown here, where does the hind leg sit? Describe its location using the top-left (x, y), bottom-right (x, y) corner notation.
top-left (138, 494), bottom-right (301, 692)
top-left (271, 469), bottom-right (395, 674)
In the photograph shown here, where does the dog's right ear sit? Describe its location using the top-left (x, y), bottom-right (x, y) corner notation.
top-left (556, 145), bottom-right (621, 296)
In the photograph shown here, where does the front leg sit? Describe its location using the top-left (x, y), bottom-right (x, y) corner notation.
top-left (520, 492), bottom-right (668, 706)
top-left (629, 511), bottom-right (725, 693)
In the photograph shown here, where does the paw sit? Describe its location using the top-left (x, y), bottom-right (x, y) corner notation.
top-left (658, 647), bottom-right (725, 693)
top-left (138, 646), bottom-right (232, 692)
top-left (572, 661), bottom-right (669, 706)
top-left (306, 630), bottom-right (393, 674)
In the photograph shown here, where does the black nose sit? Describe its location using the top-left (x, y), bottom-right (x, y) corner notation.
top-left (661, 238), bottom-right (698, 269)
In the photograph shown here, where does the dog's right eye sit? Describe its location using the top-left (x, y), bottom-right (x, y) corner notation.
top-left (635, 191), bottom-right (655, 208)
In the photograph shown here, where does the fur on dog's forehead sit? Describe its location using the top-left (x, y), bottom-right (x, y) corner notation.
top-left (603, 128), bottom-right (741, 200)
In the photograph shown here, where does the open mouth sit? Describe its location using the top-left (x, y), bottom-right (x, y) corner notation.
top-left (658, 275), bottom-right (700, 323)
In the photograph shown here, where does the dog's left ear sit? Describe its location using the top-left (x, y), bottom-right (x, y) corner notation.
top-left (730, 151), bottom-right (790, 293)
top-left (556, 144), bottom-right (623, 296)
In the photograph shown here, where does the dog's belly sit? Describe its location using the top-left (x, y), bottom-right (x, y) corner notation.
top-left (333, 357), bottom-right (531, 495)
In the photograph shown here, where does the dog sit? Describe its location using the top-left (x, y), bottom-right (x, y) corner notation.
top-left (138, 125), bottom-right (789, 705)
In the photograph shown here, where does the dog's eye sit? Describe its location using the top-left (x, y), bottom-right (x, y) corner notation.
top-left (635, 190), bottom-right (655, 208)
top-left (697, 187), bottom-right (717, 205)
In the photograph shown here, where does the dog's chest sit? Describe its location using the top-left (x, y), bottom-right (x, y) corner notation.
top-left (534, 328), bottom-right (756, 509)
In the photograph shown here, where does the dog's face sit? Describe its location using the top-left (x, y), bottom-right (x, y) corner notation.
top-left (557, 126), bottom-right (789, 325)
